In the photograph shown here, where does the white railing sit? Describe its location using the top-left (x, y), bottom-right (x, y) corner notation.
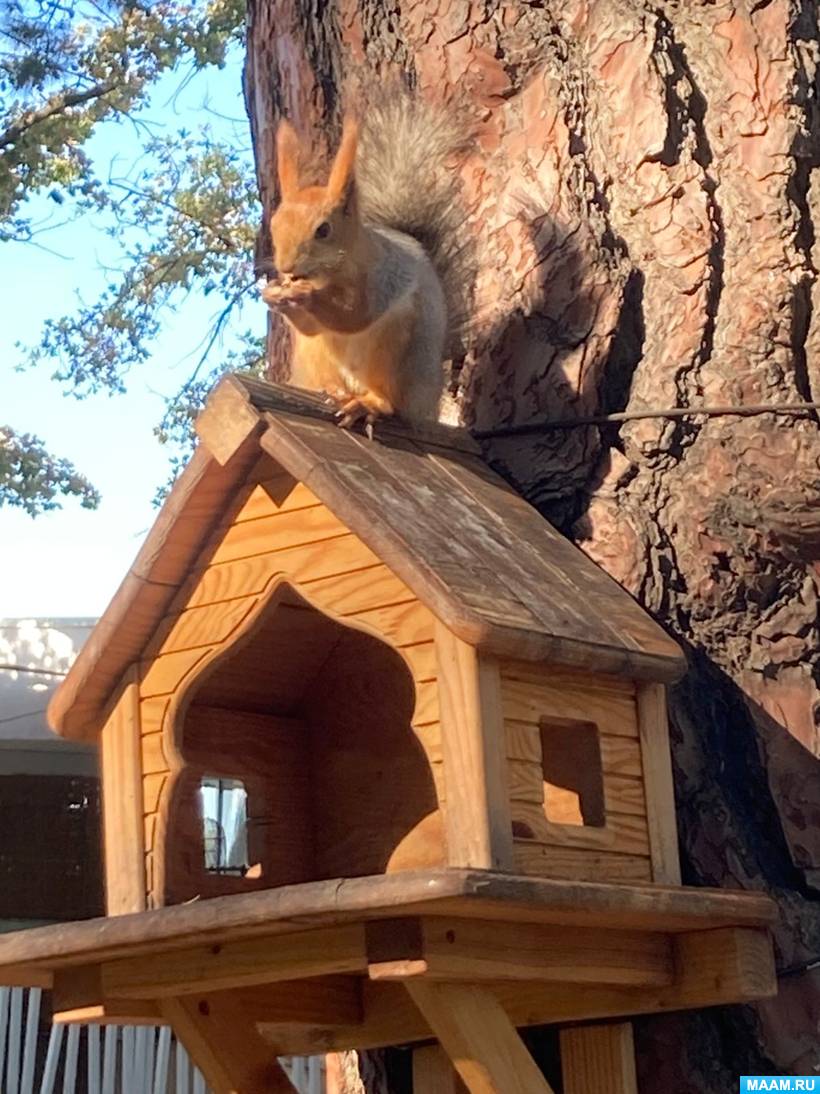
top-left (0, 988), bottom-right (325, 1094)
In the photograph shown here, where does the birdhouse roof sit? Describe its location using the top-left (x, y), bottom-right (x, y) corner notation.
top-left (49, 374), bottom-right (685, 740)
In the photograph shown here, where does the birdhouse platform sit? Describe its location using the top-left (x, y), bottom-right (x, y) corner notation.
top-left (0, 376), bottom-right (778, 1093)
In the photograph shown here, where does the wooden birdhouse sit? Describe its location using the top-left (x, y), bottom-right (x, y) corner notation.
top-left (0, 376), bottom-right (777, 1094)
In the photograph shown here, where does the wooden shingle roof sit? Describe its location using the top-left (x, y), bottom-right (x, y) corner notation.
top-left (49, 374), bottom-right (685, 740)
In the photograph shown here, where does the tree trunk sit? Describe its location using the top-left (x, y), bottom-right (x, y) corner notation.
top-left (245, 1), bottom-right (820, 1088)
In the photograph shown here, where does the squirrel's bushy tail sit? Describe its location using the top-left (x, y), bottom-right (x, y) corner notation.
top-left (353, 83), bottom-right (474, 358)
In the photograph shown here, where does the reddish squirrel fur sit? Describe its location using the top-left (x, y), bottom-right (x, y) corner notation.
top-left (262, 90), bottom-right (470, 429)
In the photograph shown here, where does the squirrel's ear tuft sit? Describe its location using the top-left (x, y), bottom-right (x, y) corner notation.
top-left (276, 120), bottom-right (301, 199)
top-left (327, 116), bottom-right (358, 207)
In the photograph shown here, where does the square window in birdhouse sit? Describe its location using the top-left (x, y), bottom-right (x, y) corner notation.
top-left (199, 776), bottom-right (251, 876)
top-left (539, 718), bottom-right (605, 828)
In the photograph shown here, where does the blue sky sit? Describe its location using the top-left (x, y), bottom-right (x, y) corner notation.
top-left (1, 50), bottom-right (259, 618)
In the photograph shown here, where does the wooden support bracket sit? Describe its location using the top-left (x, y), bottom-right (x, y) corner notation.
top-left (0, 966), bottom-right (51, 989)
top-left (405, 981), bottom-right (554, 1094)
top-left (365, 917), bottom-right (672, 986)
top-left (162, 995), bottom-right (296, 1094)
top-left (235, 976), bottom-right (362, 1027)
top-left (266, 924), bottom-right (775, 1056)
top-left (52, 967), bottom-right (160, 1026)
top-left (102, 923), bottom-right (367, 998)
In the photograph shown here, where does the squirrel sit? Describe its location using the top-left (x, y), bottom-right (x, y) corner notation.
top-left (261, 88), bottom-right (471, 431)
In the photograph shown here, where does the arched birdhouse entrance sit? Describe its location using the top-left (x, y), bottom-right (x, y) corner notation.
top-left (158, 580), bottom-right (441, 906)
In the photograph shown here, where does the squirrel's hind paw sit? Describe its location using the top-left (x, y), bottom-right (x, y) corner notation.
top-left (335, 394), bottom-right (392, 438)
top-left (335, 403), bottom-right (377, 437)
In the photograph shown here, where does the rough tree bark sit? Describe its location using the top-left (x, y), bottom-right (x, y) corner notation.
top-left (244, 1), bottom-right (820, 1089)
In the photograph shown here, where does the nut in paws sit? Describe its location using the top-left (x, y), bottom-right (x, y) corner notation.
top-left (262, 277), bottom-right (315, 311)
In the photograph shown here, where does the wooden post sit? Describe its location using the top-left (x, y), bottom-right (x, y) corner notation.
top-left (413, 1045), bottom-right (466, 1092)
top-left (636, 682), bottom-right (682, 885)
top-left (161, 995), bottom-right (296, 1094)
top-left (100, 667), bottom-right (146, 914)
top-left (435, 624), bottom-right (514, 870)
top-left (560, 1022), bottom-right (638, 1094)
top-left (405, 981), bottom-right (554, 1094)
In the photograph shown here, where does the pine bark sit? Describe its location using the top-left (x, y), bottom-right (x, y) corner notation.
top-left (244, 1), bottom-right (820, 1088)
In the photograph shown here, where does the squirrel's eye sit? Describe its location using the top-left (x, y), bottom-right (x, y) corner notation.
top-left (314, 221), bottom-right (331, 240)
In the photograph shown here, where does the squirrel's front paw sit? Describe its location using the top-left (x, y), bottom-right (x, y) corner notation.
top-left (262, 276), bottom-right (315, 311)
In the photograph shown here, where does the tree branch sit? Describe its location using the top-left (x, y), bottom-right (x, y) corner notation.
top-left (0, 79), bottom-right (118, 149)
top-left (474, 401), bottom-right (820, 438)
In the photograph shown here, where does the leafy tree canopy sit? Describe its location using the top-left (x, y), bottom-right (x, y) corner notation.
top-left (0, 0), bottom-right (263, 516)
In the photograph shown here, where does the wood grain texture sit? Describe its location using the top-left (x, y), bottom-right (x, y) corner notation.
top-left (179, 706), bottom-right (301, 766)
top-left (139, 695), bottom-right (169, 737)
top-left (226, 375), bottom-right (483, 454)
top-left (145, 597), bottom-right (257, 659)
top-left (595, 774), bottom-right (648, 818)
top-left (141, 733), bottom-right (166, 776)
top-left (365, 917), bottom-right (672, 986)
top-left (260, 925), bottom-right (776, 1056)
top-left (348, 600), bottom-right (435, 648)
top-left (53, 1003), bottom-right (160, 1026)
top-left (501, 673), bottom-right (639, 738)
top-left (183, 535), bottom-right (382, 609)
top-left (152, 576), bottom-right (442, 903)
top-left (208, 505), bottom-right (349, 565)
top-left (301, 620), bottom-right (442, 882)
top-left (142, 772), bottom-right (167, 813)
top-left (637, 683), bottom-right (682, 885)
top-left (143, 812), bottom-right (157, 851)
top-left (0, 870), bottom-right (775, 979)
top-left (423, 441), bottom-right (680, 666)
top-left (560, 1023), bottom-right (638, 1094)
top-left (671, 927), bottom-right (777, 1010)
top-left (102, 924), bottom-right (368, 998)
top-left (510, 803), bottom-right (650, 856)
top-left (258, 399), bottom-right (685, 680)
top-left (506, 723), bottom-right (644, 778)
top-left (298, 564), bottom-right (417, 617)
top-left (237, 977), bottom-right (362, 1026)
top-left (139, 648), bottom-right (207, 699)
top-left (512, 842), bottom-right (652, 883)
top-left (436, 628), bottom-right (514, 870)
top-left (0, 967), bottom-right (51, 988)
top-left (100, 669), bottom-right (146, 915)
top-left (133, 475), bottom-right (442, 904)
top-left (263, 923), bottom-right (778, 1058)
top-left (50, 373), bottom-right (683, 746)
top-left (507, 761), bottom-right (647, 816)
top-left (162, 995), bottom-right (296, 1094)
top-left (405, 981), bottom-right (555, 1093)
top-left (158, 699), bottom-right (314, 904)
top-left (146, 481), bottom-right (432, 677)
top-left (49, 442), bottom-right (262, 741)
top-left (501, 663), bottom-right (637, 695)
top-left (51, 967), bottom-right (158, 1026)
top-left (233, 478), bottom-right (323, 522)
top-left (413, 1045), bottom-right (466, 1093)
top-left (194, 371), bottom-right (266, 466)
